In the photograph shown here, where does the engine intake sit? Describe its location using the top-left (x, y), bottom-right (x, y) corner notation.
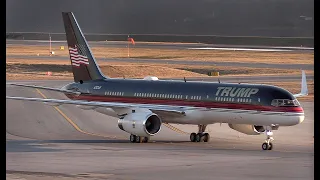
top-left (228, 124), bottom-right (265, 135)
top-left (118, 112), bottom-right (162, 136)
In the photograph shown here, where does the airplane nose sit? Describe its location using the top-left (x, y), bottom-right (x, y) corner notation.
top-left (297, 115), bottom-right (305, 124)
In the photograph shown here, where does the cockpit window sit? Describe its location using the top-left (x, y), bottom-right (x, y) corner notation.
top-left (271, 99), bottom-right (300, 107)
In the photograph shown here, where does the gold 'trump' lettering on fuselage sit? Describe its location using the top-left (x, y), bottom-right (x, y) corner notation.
top-left (215, 87), bottom-right (259, 98)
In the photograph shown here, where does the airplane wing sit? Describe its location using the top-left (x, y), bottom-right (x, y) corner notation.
top-left (293, 70), bottom-right (308, 98)
top-left (6, 83), bottom-right (192, 117)
top-left (6, 96), bottom-right (193, 116)
top-left (6, 83), bottom-right (82, 95)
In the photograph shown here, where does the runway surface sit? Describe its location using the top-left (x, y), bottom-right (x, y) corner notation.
top-left (6, 39), bottom-right (314, 52)
top-left (6, 80), bottom-right (314, 180)
top-left (7, 54), bottom-right (314, 70)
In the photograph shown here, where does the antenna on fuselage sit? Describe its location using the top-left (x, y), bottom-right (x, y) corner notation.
top-left (184, 77), bottom-right (186, 82)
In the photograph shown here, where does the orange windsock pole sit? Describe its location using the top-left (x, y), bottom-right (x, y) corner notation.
top-left (127, 37), bottom-right (135, 57)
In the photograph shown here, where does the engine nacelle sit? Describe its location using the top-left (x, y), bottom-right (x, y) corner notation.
top-left (228, 124), bottom-right (265, 135)
top-left (118, 112), bottom-right (162, 137)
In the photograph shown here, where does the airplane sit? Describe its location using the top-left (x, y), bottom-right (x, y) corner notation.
top-left (6, 12), bottom-right (309, 151)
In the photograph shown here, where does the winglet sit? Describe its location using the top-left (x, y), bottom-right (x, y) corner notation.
top-left (293, 70), bottom-right (308, 97)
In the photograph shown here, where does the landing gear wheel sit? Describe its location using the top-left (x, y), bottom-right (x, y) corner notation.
top-left (195, 133), bottom-right (202, 142)
top-left (200, 134), bottom-right (205, 142)
top-left (142, 137), bottom-right (149, 143)
top-left (130, 134), bottom-right (136, 143)
top-left (135, 136), bottom-right (141, 143)
top-left (203, 133), bottom-right (210, 142)
top-left (262, 142), bottom-right (269, 150)
top-left (262, 128), bottom-right (275, 150)
top-left (190, 133), bottom-right (197, 142)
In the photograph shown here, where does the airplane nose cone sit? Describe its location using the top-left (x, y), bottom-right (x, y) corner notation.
top-left (297, 107), bottom-right (305, 124)
top-left (297, 115), bottom-right (305, 124)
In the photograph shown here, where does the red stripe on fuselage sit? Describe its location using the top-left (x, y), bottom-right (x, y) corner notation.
top-left (65, 94), bottom-right (304, 113)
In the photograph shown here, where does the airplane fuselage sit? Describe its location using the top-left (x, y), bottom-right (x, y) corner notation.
top-left (62, 78), bottom-right (304, 126)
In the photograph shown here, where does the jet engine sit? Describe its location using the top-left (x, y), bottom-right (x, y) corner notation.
top-left (228, 124), bottom-right (265, 135)
top-left (118, 112), bottom-right (162, 137)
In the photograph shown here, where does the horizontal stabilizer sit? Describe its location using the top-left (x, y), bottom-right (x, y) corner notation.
top-left (6, 83), bottom-right (81, 95)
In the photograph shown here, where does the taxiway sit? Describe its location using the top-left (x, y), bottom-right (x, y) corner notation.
top-left (6, 80), bottom-right (314, 180)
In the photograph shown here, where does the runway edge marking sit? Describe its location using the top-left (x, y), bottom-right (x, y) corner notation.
top-left (35, 88), bottom-right (120, 139)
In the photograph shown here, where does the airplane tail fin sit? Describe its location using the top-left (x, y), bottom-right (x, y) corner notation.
top-left (293, 70), bottom-right (308, 98)
top-left (62, 12), bottom-right (107, 83)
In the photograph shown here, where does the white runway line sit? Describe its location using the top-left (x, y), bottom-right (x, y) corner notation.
top-left (271, 46), bottom-right (314, 50)
top-left (187, 47), bottom-right (293, 52)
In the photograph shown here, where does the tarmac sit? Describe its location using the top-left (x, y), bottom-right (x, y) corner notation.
top-left (6, 40), bottom-right (314, 179)
top-left (6, 80), bottom-right (314, 180)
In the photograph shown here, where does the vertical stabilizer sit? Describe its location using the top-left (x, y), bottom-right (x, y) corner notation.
top-left (293, 70), bottom-right (308, 97)
top-left (300, 70), bottom-right (308, 95)
top-left (62, 12), bottom-right (106, 83)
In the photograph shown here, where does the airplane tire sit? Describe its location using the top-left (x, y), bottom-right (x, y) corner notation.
top-left (268, 143), bottom-right (273, 150)
top-left (142, 137), bottom-right (149, 143)
top-left (130, 134), bottom-right (136, 143)
top-left (262, 143), bottom-right (269, 150)
top-left (203, 133), bottom-right (210, 142)
top-left (135, 136), bottom-right (141, 143)
top-left (190, 133), bottom-right (197, 142)
top-left (195, 133), bottom-right (202, 142)
top-left (200, 134), bottom-right (205, 142)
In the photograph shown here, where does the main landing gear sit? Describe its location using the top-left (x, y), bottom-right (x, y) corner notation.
top-left (129, 134), bottom-right (149, 143)
top-left (190, 124), bottom-right (210, 142)
top-left (262, 127), bottom-right (274, 150)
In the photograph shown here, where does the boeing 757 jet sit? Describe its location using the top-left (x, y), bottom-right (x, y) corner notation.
top-left (6, 12), bottom-right (308, 150)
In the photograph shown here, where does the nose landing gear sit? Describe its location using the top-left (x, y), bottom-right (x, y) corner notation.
top-left (190, 125), bottom-right (210, 142)
top-left (262, 129), bottom-right (274, 150)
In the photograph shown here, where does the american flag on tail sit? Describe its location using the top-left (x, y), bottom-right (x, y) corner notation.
top-left (68, 44), bottom-right (89, 67)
